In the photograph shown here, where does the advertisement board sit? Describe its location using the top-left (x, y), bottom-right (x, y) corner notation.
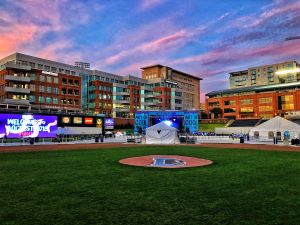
top-left (0, 114), bottom-right (58, 138)
top-left (73, 117), bottom-right (83, 124)
top-left (62, 116), bottom-right (71, 124)
top-left (84, 117), bottom-right (93, 125)
top-left (104, 118), bottom-right (114, 130)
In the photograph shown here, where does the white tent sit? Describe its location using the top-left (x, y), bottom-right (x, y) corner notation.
top-left (249, 116), bottom-right (300, 140)
top-left (146, 122), bottom-right (177, 144)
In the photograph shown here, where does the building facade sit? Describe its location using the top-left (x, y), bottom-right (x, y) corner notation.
top-left (206, 61), bottom-right (300, 119)
top-left (141, 64), bottom-right (201, 110)
top-left (230, 61), bottom-right (300, 89)
top-left (0, 62), bottom-right (81, 112)
top-left (0, 53), bottom-right (202, 118)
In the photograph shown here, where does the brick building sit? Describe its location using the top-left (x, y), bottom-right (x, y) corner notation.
top-left (0, 62), bottom-right (81, 112)
top-left (206, 61), bottom-right (300, 119)
top-left (0, 53), bottom-right (202, 118)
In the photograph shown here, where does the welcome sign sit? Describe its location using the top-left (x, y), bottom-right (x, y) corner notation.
top-left (0, 114), bottom-right (58, 138)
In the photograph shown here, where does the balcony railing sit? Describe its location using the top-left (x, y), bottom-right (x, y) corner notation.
top-left (4, 87), bottom-right (30, 94)
top-left (5, 75), bottom-right (31, 82)
top-left (2, 98), bottom-right (30, 105)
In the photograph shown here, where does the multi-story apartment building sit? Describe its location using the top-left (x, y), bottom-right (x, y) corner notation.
top-left (141, 64), bottom-right (201, 110)
top-left (0, 53), bottom-right (202, 118)
top-left (206, 61), bottom-right (300, 119)
top-left (0, 62), bottom-right (81, 112)
top-left (230, 61), bottom-right (300, 88)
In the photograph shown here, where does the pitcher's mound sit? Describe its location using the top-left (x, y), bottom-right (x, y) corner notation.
top-left (119, 155), bottom-right (213, 168)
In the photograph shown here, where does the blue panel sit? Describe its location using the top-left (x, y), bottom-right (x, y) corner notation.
top-left (134, 111), bottom-right (198, 134)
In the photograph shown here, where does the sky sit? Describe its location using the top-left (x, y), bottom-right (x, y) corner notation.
top-left (0, 0), bottom-right (300, 102)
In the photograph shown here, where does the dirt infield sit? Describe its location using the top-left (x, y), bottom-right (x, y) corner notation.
top-left (0, 142), bottom-right (299, 154)
top-left (119, 155), bottom-right (213, 168)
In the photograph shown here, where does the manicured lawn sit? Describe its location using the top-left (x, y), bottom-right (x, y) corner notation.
top-left (1, 146), bottom-right (300, 225)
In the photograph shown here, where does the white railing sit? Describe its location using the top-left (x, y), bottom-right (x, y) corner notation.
top-left (196, 136), bottom-right (240, 144)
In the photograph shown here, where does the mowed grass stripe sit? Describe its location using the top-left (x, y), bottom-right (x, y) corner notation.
top-left (1, 146), bottom-right (300, 225)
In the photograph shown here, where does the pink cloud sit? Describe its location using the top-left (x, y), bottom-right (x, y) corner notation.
top-left (0, 23), bottom-right (39, 58)
top-left (105, 27), bottom-right (205, 65)
top-left (140, 0), bottom-right (166, 11)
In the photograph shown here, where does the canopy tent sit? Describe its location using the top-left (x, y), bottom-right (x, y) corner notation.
top-left (249, 116), bottom-right (300, 140)
top-left (146, 122), bottom-right (177, 144)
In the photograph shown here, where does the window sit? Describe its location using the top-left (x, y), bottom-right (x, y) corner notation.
top-left (51, 67), bottom-right (57, 72)
top-left (44, 65), bottom-right (50, 71)
top-left (224, 108), bottom-right (236, 113)
top-left (224, 100), bottom-right (236, 106)
top-left (30, 84), bottom-right (36, 91)
top-left (259, 97), bottom-right (272, 104)
top-left (259, 106), bottom-right (273, 112)
top-left (40, 75), bottom-right (45, 82)
top-left (47, 76), bottom-right (52, 83)
top-left (278, 95), bottom-right (294, 110)
top-left (31, 73), bottom-right (36, 80)
top-left (38, 96), bottom-right (45, 103)
top-left (38, 64), bottom-right (43, 70)
top-left (53, 98), bottom-right (58, 104)
top-left (240, 99), bottom-right (253, 105)
top-left (46, 87), bottom-right (52, 93)
top-left (65, 70), bottom-right (70, 74)
top-left (29, 95), bottom-right (36, 103)
top-left (46, 97), bottom-right (52, 104)
top-left (40, 86), bottom-right (45, 92)
top-left (53, 77), bottom-right (58, 83)
top-left (240, 107), bottom-right (253, 112)
top-left (53, 87), bottom-right (58, 94)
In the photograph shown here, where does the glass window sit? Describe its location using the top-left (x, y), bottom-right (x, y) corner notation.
top-left (46, 87), bottom-right (52, 93)
top-left (47, 76), bottom-right (52, 83)
top-left (40, 86), bottom-right (45, 92)
top-left (259, 106), bottom-right (273, 112)
top-left (53, 87), bottom-right (58, 94)
top-left (31, 73), bottom-right (36, 80)
top-left (240, 99), bottom-right (253, 105)
top-left (240, 107), bottom-right (253, 112)
top-left (53, 98), bottom-right (58, 104)
top-left (53, 77), bottom-right (58, 83)
top-left (29, 95), bottom-right (36, 103)
top-left (259, 97), bottom-right (272, 104)
top-left (46, 97), bottom-right (52, 104)
top-left (38, 96), bottom-right (45, 103)
top-left (40, 75), bottom-right (45, 82)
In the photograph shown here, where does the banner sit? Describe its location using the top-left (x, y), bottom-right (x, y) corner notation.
top-left (0, 114), bottom-right (58, 138)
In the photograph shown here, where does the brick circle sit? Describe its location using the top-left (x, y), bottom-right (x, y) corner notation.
top-left (119, 155), bottom-right (213, 168)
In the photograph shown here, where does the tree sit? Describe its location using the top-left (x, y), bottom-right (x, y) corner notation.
top-left (210, 107), bottom-right (223, 118)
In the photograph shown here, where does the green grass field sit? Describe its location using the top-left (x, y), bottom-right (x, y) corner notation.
top-left (1, 146), bottom-right (300, 225)
top-left (198, 123), bottom-right (226, 132)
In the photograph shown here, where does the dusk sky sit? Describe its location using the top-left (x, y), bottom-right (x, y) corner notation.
top-left (0, 0), bottom-right (300, 102)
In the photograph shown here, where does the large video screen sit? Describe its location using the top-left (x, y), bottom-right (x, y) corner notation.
top-left (0, 114), bottom-right (58, 138)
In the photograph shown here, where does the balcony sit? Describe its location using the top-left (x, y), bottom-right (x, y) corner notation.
top-left (113, 107), bottom-right (130, 112)
top-left (143, 101), bottom-right (159, 106)
top-left (4, 63), bottom-right (31, 71)
top-left (114, 99), bottom-right (130, 104)
top-left (115, 91), bottom-right (130, 95)
top-left (5, 87), bottom-right (30, 94)
top-left (2, 98), bottom-right (30, 105)
top-left (5, 75), bottom-right (31, 82)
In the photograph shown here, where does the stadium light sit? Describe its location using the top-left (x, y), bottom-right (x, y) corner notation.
top-left (163, 120), bottom-right (172, 126)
